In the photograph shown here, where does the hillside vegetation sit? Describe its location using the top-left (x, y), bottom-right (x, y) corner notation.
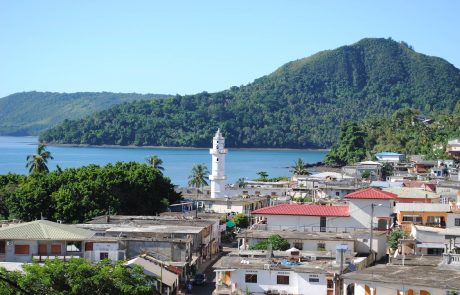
top-left (325, 107), bottom-right (460, 166)
top-left (40, 38), bottom-right (460, 148)
top-left (0, 91), bottom-right (168, 135)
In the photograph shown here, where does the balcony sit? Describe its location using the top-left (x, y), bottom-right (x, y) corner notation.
top-left (214, 283), bottom-right (240, 295)
top-left (32, 253), bottom-right (82, 262)
top-left (443, 253), bottom-right (460, 265)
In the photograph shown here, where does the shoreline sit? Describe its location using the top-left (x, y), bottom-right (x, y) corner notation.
top-left (44, 142), bottom-right (330, 152)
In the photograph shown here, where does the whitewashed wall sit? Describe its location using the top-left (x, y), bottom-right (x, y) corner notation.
top-left (230, 269), bottom-right (327, 295)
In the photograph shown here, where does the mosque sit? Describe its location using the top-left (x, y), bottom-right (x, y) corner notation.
top-left (176, 129), bottom-right (290, 214)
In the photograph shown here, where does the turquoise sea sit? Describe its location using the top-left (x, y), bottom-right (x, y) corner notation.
top-left (0, 136), bottom-right (327, 186)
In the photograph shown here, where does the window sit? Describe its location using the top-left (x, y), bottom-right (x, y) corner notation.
top-left (216, 158), bottom-right (219, 161)
top-left (427, 248), bottom-right (444, 255)
top-left (455, 219), bottom-right (460, 226)
top-left (100, 252), bottom-right (109, 260)
top-left (309, 278), bottom-right (320, 283)
top-left (277, 275), bottom-right (289, 285)
top-left (317, 242), bottom-right (326, 251)
top-left (294, 242), bottom-right (303, 250)
top-left (402, 215), bottom-right (422, 223)
top-left (335, 192), bottom-right (340, 197)
top-left (0, 241), bottom-right (5, 254)
top-left (245, 274), bottom-right (257, 283)
top-left (14, 244), bottom-right (30, 255)
top-left (38, 244), bottom-right (47, 255)
top-left (66, 241), bottom-right (82, 252)
top-left (84, 242), bottom-right (93, 251)
top-left (51, 244), bottom-right (61, 255)
top-left (327, 279), bottom-right (333, 289)
top-left (426, 216), bottom-right (441, 224)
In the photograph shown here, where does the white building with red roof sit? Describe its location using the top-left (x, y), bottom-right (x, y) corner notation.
top-left (345, 187), bottom-right (397, 231)
top-left (252, 203), bottom-right (351, 232)
top-left (252, 188), bottom-right (396, 233)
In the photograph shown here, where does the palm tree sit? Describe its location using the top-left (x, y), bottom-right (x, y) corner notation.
top-left (236, 178), bottom-right (247, 188)
top-left (291, 158), bottom-right (309, 175)
top-left (188, 164), bottom-right (209, 190)
top-left (145, 155), bottom-right (164, 172)
top-left (26, 144), bottom-right (54, 174)
top-left (256, 171), bottom-right (269, 182)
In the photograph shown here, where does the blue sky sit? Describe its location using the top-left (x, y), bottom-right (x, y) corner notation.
top-left (1, 0), bottom-right (459, 98)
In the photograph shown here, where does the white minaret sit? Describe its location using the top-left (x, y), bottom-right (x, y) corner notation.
top-left (209, 129), bottom-right (227, 198)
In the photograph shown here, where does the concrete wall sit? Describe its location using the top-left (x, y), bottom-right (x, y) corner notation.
top-left (351, 282), bottom-right (446, 295)
top-left (317, 188), bottom-right (350, 199)
top-left (264, 215), bottom-right (355, 232)
top-left (447, 213), bottom-right (460, 228)
top-left (348, 199), bottom-right (394, 229)
top-left (353, 234), bottom-right (388, 260)
top-left (5, 240), bottom-right (38, 262)
top-left (207, 203), bottom-right (244, 214)
top-left (90, 242), bottom-right (119, 261)
top-left (4, 240), bottom-right (84, 262)
top-left (246, 238), bottom-right (354, 254)
top-left (126, 240), bottom-right (188, 262)
top-left (230, 269), bottom-right (327, 295)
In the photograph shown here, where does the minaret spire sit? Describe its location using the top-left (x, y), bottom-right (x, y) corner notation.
top-left (209, 129), bottom-right (227, 198)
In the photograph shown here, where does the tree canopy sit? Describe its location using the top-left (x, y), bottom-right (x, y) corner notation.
top-left (250, 234), bottom-right (290, 251)
top-left (26, 144), bottom-right (54, 174)
top-left (1, 162), bottom-right (181, 223)
top-left (40, 38), bottom-right (460, 149)
top-left (0, 259), bottom-right (154, 295)
top-left (324, 107), bottom-right (460, 166)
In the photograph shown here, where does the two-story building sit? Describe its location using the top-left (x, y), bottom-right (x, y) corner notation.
top-left (394, 203), bottom-right (450, 233)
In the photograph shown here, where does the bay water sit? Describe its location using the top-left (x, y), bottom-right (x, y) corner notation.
top-left (0, 136), bottom-right (327, 186)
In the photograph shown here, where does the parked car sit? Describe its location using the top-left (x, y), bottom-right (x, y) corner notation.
top-left (193, 273), bottom-right (206, 285)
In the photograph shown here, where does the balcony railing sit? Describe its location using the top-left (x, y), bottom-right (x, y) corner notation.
top-left (32, 253), bottom-right (82, 262)
top-left (214, 283), bottom-right (240, 295)
top-left (443, 253), bottom-right (460, 264)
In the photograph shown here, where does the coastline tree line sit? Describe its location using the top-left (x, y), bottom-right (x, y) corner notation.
top-left (0, 146), bottom-right (181, 223)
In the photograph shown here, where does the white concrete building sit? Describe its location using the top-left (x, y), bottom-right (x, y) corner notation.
top-left (410, 225), bottom-right (445, 255)
top-left (343, 263), bottom-right (460, 295)
top-left (209, 129), bottom-right (228, 199)
top-left (375, 152), bottom-right (405, 163)
top-left (213, 251), bottom-right (346, 295)
top-left (345, 188), bottom-right (397, 231)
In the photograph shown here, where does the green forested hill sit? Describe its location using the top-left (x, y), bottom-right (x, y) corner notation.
top-left (40, 38), bottom-right (460, 148)
top-left (0, 92), bottom-right (168, 135)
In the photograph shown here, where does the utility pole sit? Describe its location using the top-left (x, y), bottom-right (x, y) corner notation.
top-left (369, 203), bottom-right (382, 262)
top-left (370, 203), bottom-right (374, 259)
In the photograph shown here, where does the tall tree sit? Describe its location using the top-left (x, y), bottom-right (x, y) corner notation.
top-left (291, 158), bottom-right (309, 175)
top-left (255, 171), bottom-right (269, 182)
top-left (324, 122), bottom-right (367, 166)
top-left (26, 144), bottom-right (54, 174)
top-left (145, 155), bottom-right (164, 172)
top-left (236, 178), bottom-right (247, 188)
top-left (188, 164), bottom-right (209, 189)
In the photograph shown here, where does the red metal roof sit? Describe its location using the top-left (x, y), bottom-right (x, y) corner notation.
top-left (345, 187), bottom-right (397, 200)
top-left (251, 204), bottom-right (349, 217)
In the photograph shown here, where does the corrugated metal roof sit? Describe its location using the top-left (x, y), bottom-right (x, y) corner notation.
top-left (345, 188), bottom-right (398, 200)
top-left (251, 204), bottom-right (349, 217)
top-left (126, 257), bottom-right (178, 287)
top-left (0, 220), bottom-right (94, 241)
